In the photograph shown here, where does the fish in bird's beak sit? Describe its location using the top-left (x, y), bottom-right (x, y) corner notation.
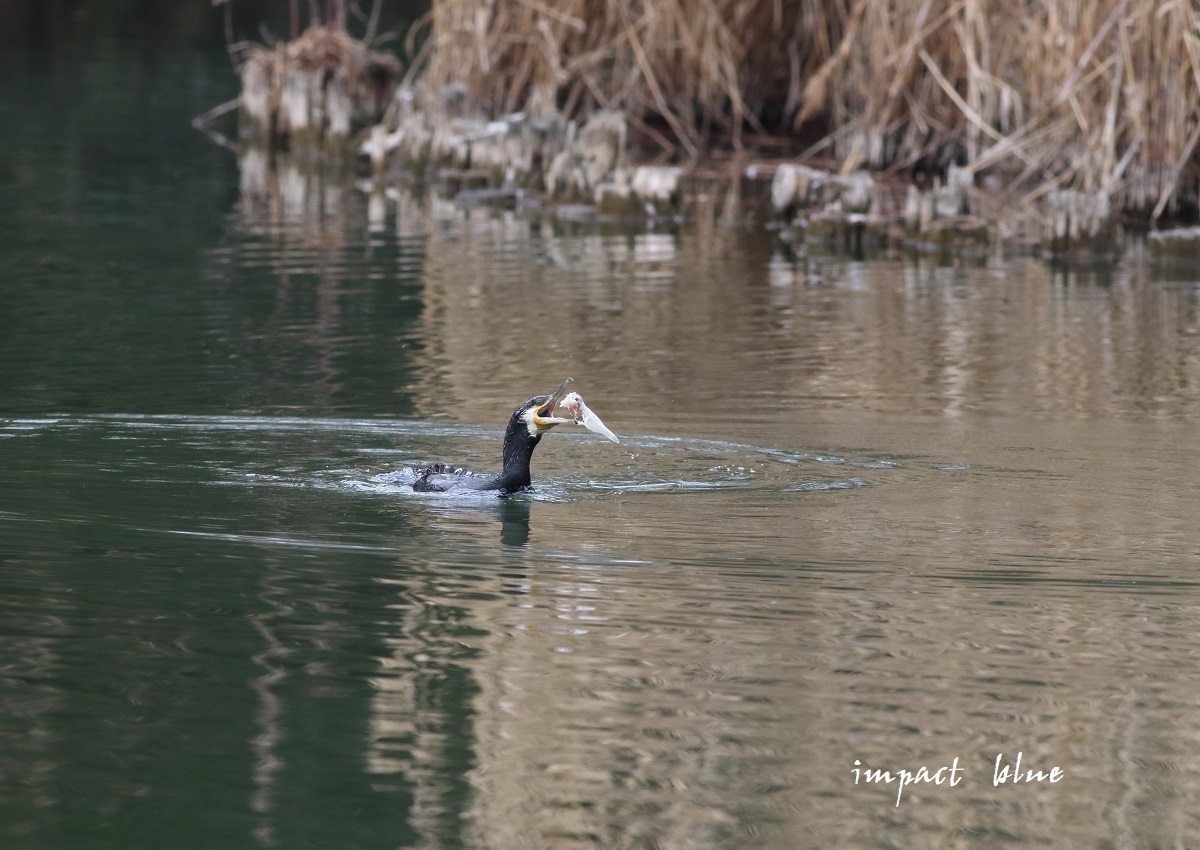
top-left (557, 391), bottom-right (620, 443)
top-left (534, 377), bottom-right (620, 443)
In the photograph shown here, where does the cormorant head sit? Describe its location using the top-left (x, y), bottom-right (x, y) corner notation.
top-left (511, 377), bottom-right (620, 443)
top-left (515, 380), bottom-right (575, 440)
top-left (498, 378), bottom-right (619, 488)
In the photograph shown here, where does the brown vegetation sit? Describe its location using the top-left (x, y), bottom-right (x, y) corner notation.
top-left (235, 24), bottom-right (400, 148)
top-left (408, 0), bottom-right (1200, 221)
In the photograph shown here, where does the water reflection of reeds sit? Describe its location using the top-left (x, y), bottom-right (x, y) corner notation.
top-left (221, 149), bottom-right (1200, 424)
top-left (203, 165), bottom-right (1200, 845)
top-left (403, 195), bottom-right (1200, 424)
top-left (365, 519), bottom-right (1200, 847)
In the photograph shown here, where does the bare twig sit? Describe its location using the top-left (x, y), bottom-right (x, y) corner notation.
top-left (364, 0), bottom-right (382, 44)
top-left (191, 97), bottom-right (241, 150)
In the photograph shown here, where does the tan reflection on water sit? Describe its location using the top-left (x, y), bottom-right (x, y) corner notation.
top-left (227, 169), bottom-right (1200, 846)
top-left (228, 155), bottom-right (1200, 426)
top-left (372, 193), bottom-right (1200, 846)
top-left (359, 506), bottom-right (1200, 848)
top-left (408, 207), bottom-right (1200, 427)
top-left (351, 421), bottom-right (1200, 847)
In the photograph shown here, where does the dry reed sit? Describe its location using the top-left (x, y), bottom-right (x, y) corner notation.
top-left (408, 0), bottom-right (1200, 219)
top-left (236, 25), bottom-right (400, 146)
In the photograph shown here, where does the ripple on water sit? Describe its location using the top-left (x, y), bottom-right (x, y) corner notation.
top-left (0, 412), bottom-right (991, 578)
top-left (1, 413), bottom-right (956, 508)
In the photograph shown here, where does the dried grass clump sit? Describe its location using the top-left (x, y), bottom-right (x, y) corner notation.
top-left (800, 0), bottom-right (1200, 221)
top-left (407, 0), bottom-right (809, 157)
top-left (237, 25), bottom-right (401, 147)
top-left (409, 0), bottom-right (1200, 219)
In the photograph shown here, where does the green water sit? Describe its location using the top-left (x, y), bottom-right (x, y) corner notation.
top-left (5, 38), bottom-right (1200, 850)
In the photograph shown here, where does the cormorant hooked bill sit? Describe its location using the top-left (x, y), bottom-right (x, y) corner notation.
top-left (410, 378), bottom-right (619, 494)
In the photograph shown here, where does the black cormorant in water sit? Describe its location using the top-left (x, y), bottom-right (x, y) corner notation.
top-left (409, 378), bottom-right (619, 495)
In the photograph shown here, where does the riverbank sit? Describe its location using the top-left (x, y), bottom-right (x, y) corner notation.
top-left (402, 0), bottom-right (1200, 223)
top-left (206, 0), bottom-right (1200, 259)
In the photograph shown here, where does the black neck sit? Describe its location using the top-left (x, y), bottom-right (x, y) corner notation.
top-left (483, 420), bottom-right (541, 494)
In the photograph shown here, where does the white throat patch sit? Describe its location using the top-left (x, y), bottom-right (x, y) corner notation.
top-left (522, 407), bottom-right (541, 437)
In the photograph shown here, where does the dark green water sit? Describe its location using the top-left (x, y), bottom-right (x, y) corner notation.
top-left (5, 39), bottom-right (1200, 850)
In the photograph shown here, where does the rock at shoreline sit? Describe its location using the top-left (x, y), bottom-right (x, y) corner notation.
top-left (1043, 190), bottom-right (1119, 255)
top-left (1148, 227), bottom-right (1200, 264)
top-left (544, 111), bottom-right (627, 200)
top-left (593, 166), bottom-right (684, 216)
top-left (771, 164), bottom-right (875, 217)
top-left (772, 163), bottom-right (888, 251)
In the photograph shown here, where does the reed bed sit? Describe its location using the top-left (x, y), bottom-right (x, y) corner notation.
top-left (408, 0), bottom-right (1200, 219)
top-left (235, 25), bottom-right (400, 147)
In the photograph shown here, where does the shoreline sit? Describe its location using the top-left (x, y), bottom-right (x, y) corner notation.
top-left (203, 2), bottom-right (1200, 264)
top-left (224, 136), bottom-right (1200, 269)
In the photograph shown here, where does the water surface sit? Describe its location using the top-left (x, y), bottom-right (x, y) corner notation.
top-left (3, 39), bottom-right (1200, 850)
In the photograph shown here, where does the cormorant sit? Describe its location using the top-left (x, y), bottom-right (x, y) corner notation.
top-left (409, 378), bottom-right (618, 495)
